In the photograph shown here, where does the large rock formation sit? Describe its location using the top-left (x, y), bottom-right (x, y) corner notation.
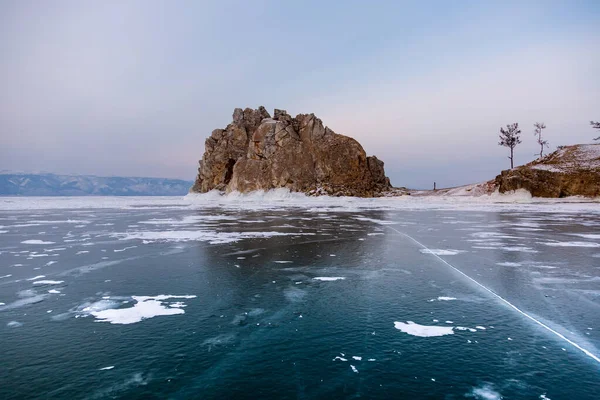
top-left (495, 144), bottom-right (600, 197)
top-left (191, 107), bottom-right (392, 197)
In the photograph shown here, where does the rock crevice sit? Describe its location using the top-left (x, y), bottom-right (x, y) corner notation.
top-left (191, 107), bottom-right (392, 197)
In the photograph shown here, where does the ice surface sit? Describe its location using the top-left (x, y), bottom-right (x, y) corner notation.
top-left (572, 233), bottom-right (600, 240)
top-left (112, 230), bottom-right (312, 244)
top-left (283, 287), bottom-right (306, 302)
top-left (500, 246), bottom-right (538, 253)
top-left (353, 217), bottom-right (396, 225)
top-left (1, 190), bottom-right (599, 214)
top-left (140, 215), bottom-right (236, 225)
top-left (468, 384), bottom-right (502, 400)
top-left (114, 246), bottom-right (137, 252)
top-left (539, 241), bottom-right (600, 248)
top-left (394, 321), bottom-right (454, 337)
top-left (1, 289), bottom-right (49, 310)
top-left (27, 219), bottom-right (90, 224)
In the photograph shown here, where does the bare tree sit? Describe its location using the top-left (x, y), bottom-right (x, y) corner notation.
top-left (592, 121), bottom-right (600, 141)
top-left (498, 123), bottom-right (522, 169)
top-left (533, 122), bottom-right (549, 158)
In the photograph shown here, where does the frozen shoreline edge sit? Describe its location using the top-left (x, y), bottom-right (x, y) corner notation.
top-left (1, 187), bottom-right (597, 213)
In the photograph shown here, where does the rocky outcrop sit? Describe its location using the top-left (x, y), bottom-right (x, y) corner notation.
top-left (191, 107), bottom-right (392, 197)
top-left (495, 144), bottom-right (600, 197)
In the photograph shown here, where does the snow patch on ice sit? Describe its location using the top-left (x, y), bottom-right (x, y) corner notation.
top-left (353, 217), bottom-right (396, 225)
top-left (501, 246), bottom-right (538, 253)
top-left (21, 240), bottom-right (55, 245)
top-left (420, 249), bottom-right (465, 256)
top-left (112, 230), bottom-right (310, 244)
top-left (313, 277), bottom-right (346, 281)
top-left (428, 296), bottom-right (457, 302)
top-left (394, 321), bottom-right (454, 337)
top-left (572, 233), bottom-right (600, 240)
top-left (539, 241), bottom-right (600, 248)
top-left (90, 295), bottom-right (196, 324)
top-left (114, 246), bottom-right (137, 252)
top-left (497, 262), bottom-right (521, 267)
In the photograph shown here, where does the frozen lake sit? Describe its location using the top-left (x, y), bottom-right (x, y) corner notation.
top-left (1, 194), bottom-right (599, 399)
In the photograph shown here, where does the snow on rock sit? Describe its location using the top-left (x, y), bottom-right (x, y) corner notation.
top-left (496, 144), bottom-right (600, 198)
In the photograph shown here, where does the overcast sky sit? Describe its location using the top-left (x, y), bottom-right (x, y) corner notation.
top-left (1, 0), bottom-right (599, 188)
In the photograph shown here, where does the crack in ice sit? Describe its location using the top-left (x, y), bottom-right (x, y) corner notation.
top-left (387, 226), bottom-right (600, 365)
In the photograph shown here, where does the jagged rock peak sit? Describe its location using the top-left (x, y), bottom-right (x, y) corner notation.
top-left (190, 107), bottom-right (392, 197)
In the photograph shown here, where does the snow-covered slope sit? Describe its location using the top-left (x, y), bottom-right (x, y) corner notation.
top-left (0, 173), bottom-right (193, 196)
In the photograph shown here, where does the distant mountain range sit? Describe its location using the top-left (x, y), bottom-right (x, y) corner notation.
top-left (0, 173), bottom-right (193, 196)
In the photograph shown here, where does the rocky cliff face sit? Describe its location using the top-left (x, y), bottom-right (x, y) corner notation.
top-left (495, 144), bottom-right (600, 198)
top-left (191, 107), bottom-right (392, 197)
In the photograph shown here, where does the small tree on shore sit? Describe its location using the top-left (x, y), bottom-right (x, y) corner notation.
top-left (533, 122), bottom-right (549, 158)
top-left (498, 123), bottom-right (521, 169)
top-left (592, 121), bottom-right (600, 141)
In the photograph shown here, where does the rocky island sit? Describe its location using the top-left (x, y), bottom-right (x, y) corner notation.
top-left (191, 107), bottom-right (392, 197)
top-left (408, 144), bottom-right (600, 198)
top-left (494, 144), bottom-right (600, 198)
